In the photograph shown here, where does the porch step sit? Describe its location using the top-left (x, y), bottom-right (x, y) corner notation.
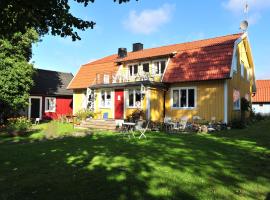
top-left (76, 119), bottom-right (117, 131)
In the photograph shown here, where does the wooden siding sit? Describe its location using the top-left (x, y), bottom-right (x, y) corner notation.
top-left (165, 80), bottom-right (225, 122)
top-left (227, 39), bottom-right (253, 121)
top-left (150, 88), bottom-right (164, 122)
top-left (73, 89), bottom-right (86, 115)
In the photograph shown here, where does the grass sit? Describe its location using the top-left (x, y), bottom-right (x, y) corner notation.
top-left (0, 120), bottom-right (269, 200)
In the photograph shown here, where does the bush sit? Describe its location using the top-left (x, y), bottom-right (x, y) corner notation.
top-left (127, 109), bottom-right (145, 122)
top-left (6, 117), bottom-right (32, 136)
top-left (230, 119), bottom-right (246, 129)
top-left (76, 109), bottom-right (94, 121)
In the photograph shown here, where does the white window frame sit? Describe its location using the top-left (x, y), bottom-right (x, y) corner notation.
top-left (45, 97), bottom-right (56, 112)
top-left (241, 61), bottom-right (245, 78)
top-left (142, 62), bottom-right (150, 73)
top-left (233, 51), bottom-right (238, 73)
top-left (127, 89), bottom-right (142, 108)
top-left (171, 87), bottom-right (197, 110)
top-left (153, 59), bottom-right (167, 75)
top-left (100, 90), bottom-right (112, 109)
top-left (233, 89), bottom-right (241, 111)
top-left (128, 63), bottom-right (139, 77)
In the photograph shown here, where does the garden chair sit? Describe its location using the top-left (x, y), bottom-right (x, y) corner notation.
top-left (171, 116), bottom-right (188, 133)
top-left (136, 121), bottom-right (150, 139)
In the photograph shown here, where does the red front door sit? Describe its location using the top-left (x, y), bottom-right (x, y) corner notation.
top-left (115, 90), bottom-right (124, 119)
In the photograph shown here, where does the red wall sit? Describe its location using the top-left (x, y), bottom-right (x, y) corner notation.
top-left (43, 96), bottom-right (73, 120)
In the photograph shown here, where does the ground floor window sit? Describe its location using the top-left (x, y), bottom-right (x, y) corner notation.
top-left (45, 97), bottom-right (56, 112)
top-left (172, 87), bottom-right (196, 109)
top-left (128, 89), bottom-right (141, 108)
top-left (233, 89), bottom-right (240, 110)
top-left (100, 90), bottom-right (111, 108)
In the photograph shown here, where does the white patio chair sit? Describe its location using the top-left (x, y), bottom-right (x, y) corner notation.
top-left (137, 121), bottom-right (150, 139)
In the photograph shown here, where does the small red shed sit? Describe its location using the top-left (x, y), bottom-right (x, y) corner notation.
top-left (28, 69), bottom-right (73, 120)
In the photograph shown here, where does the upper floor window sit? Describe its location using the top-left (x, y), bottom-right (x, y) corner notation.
top-left (129, 64), bottom-right (138, 76)
top-left (100, 90), bottom-right (111, 108)
top-left (154, 60), bottom-right (166, 75)
top-left (172, 87), bottom-right (196, 109)
top-left (233, 51), bottom-right (238, 73)
top-left (103, 74), bottom-right (110, 84)
top-left (45, 97), bottom-right (56, 112)
top-left (241, 61), bottom-right (245, 78)
top-left (143, 63), bottom-right (149, 73)
top-left (233, 89), bottom-right (240, 110)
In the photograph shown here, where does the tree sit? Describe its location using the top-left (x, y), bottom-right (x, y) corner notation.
top-left (0, 29), bottom-right (39, 122)
top-left (0, 0), bottom-right (137, 41)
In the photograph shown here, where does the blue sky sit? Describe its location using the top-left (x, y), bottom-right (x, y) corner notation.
top-left (31, 0), bottom-right (270, 79)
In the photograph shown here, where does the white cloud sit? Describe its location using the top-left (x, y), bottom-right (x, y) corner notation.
top-left (123, 4), bottom-right (175, 35)
top-left (223, 0), bottom-right (270, 13)
top-left (223, 0), bottom-right (270, 24)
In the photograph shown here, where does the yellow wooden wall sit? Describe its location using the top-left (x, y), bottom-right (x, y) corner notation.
top-left (150, 88), bottom-right (164, 122)
top-left (73, 89), bottom-right (86, 115)
top-left (165, 80), bottom-right (225, 122)
top-left (227, 39), bottom-right (253, 121)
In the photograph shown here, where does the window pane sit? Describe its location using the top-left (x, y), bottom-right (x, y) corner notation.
top-left (101, 91), bottom-right (105, 107)
top-left (143, 63), bottom-right (149, 72)
top-left (134, 65), bottom-right (138, 75)
top-left (129, 66), bottom-right (133, 76)
top-left (106, 92), bottom-right (111, 107)
top-left (129, 90), bottom-right (134, 107)
top-left (180, 89), bottom-right (187, 107)
top-left (135, 90), bottom-right (141, 107)
top-left (188, 89), bottom-right (195, 107)
top-left (161, 61), bottom-right (166, 74)
top-left (233, 89), bottom-right (240, 110)
top-left (155, 62), bottom-right (160, 74)
top-left (173, 90), bottom-right (179, 107)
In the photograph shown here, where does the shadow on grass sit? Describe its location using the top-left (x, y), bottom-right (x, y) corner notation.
top-left (0, 122), bottom-right (269, 200)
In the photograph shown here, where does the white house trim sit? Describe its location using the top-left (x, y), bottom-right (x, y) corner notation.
top-left (28, 96), bottom-right (42, 119)
top-left (224, 80), bottom-right (228, 124)
top-left (146, 87), bottom-right (151, 120)
top-left (230, 32), bottom-right (248, 78)
top-left (161, 57), bottom-right (170, 82)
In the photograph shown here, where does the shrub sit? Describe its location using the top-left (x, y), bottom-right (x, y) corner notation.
top-left (230, 119), bottom-right (246, 129)
top-left (127, 109), bottom-right (145, 122)
top-left (76, 109), bottom-right (94, 121)
top-left (6, 117), bottom-right (32, 136)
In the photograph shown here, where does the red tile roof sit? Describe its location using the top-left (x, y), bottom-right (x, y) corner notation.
top-left (68, 33), bottom-right (242, 89)
top-left (252, 80), bottom-right (270, 103)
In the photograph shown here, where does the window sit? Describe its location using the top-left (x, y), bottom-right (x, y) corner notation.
top-left (100, 90), bottom-right (111, 108)
top-left (128, 89), bottom-right (141, 108)
top-left (233, 52), bottom-right (238, 73)
top-left (233, 89), bottom-right (240, 110)
top-left (45, 97), bottom-right (56, 112)
top-left (129, 64), bottom-right (138, 76)
top-left (103, 74), bottom-right (110, 84)
top-left (241, 61), bottom-right (245, 78)
top-left (154, 60), bottom-right (166, 75)
top-left (172, 88), bottom-right (196, 109)
top-left (143, 63), bottom-right (149, 73)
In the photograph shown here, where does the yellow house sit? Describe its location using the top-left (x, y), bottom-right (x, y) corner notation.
top-left (67, 33), bottom-right (256, 124)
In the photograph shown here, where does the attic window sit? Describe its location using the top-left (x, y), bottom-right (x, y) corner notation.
top-left (233, 52), bottom-right (238, 73)
top-left (154, 60), bottom-right (166, 75)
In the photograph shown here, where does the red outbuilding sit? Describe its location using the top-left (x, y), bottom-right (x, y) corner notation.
top-left (27, 69), bottom-right (73, 120)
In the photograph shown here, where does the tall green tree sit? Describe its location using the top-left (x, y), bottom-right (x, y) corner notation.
top-left (0, 29), bottom-right (39, 121)
top-left (0, 0), bottom-right (136, 41)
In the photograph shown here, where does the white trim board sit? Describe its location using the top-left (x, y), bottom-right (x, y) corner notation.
top-left (224, 80), bottom-right (228, 124)
top-left (28, 96), bottom-right (43, 119)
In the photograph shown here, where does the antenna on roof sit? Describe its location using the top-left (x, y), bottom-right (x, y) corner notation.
top-left (240, 1), bottom-right (249, 32)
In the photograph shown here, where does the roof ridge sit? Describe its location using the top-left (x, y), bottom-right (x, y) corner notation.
top-left (36, 68), bottom-right (73, 75)
top-left (128, 33), bottom-right (242, 53)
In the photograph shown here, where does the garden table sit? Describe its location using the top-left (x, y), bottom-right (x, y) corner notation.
top-left (122, 122), bottom-right (136, 138)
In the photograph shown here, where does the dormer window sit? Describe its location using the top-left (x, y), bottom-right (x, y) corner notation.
top-left (129, 64), bottom-right (138, 76)
top-left (154, 60), bottom-right (166, 75)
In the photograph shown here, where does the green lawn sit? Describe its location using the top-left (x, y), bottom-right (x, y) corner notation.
top-left (0, 121), bottom-right (269, 200)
